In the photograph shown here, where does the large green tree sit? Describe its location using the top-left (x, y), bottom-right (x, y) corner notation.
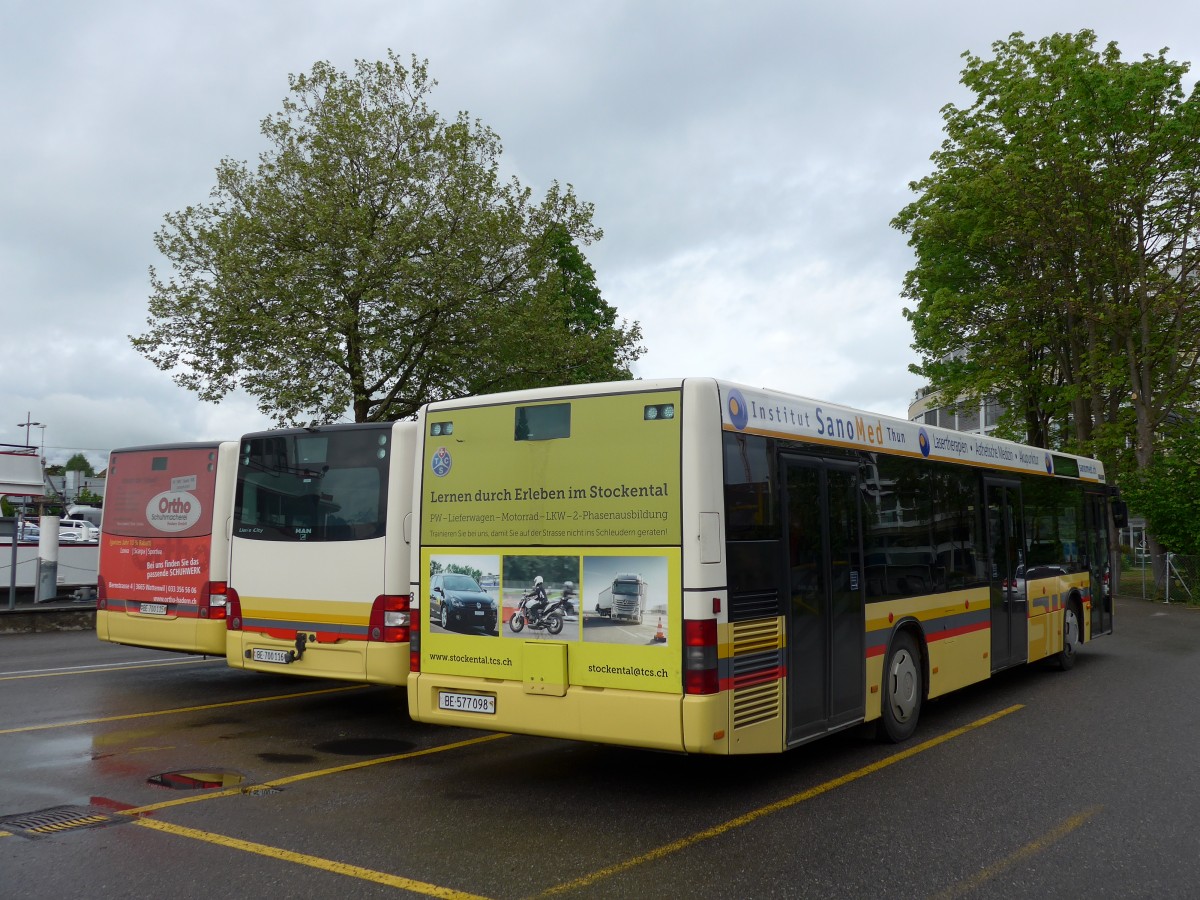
top-left (133, 53), bottom-right (643, 425)
top-left (894, 31), bottom-right (1200, 573)
top-left (895, 31), bottom-right (1200, 460)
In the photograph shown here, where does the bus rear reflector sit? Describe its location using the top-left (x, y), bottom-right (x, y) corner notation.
top-left (370, 594), bottom-right (411, 643)
top-left (226, 588), bottom-right (243, 631)
top-left (684, 618), bottom-right (719, 695)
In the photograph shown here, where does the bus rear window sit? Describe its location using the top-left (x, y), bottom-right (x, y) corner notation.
top-left (102, 448), bottom-right (219, 538)
top-left (234, 427), bottom-right (390, 543)
top-left (515, 404), bottom-right (570, 441)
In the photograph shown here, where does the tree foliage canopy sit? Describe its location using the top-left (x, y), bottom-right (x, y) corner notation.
top-left (894, 31), bottom-right (1200, 473)
top-left (133, 53), bottom-right (643, 425)
top-left (1120, 417), bottom-right (1200, 554)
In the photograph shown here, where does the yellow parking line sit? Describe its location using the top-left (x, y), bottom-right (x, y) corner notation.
top-left (123, 732), bottom-right (510, 815)
top-left (536, 705), bottom-right (1024, 897)
top-left (135, 817), bottom-right (492, 899)
top-left (0, 685), bottom-right (365, 735)
top-left (930, 805), bottom-right (1103, 900)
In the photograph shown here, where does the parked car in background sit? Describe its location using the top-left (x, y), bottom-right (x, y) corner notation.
top-left (59, 519), bottom-right (99, 543)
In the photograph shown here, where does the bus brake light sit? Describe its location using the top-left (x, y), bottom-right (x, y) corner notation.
top-left (97, 576), bottom-right (107, 610)
top-left (370, 594), bottom-right (411, 643)
top-left (684, 618), bottom-right (719, 695)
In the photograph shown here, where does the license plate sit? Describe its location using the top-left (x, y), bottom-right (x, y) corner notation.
top-left (140, 603), bottom-right (168, 616)
top-left (438, 691), bottom-right (495, 714)
top-left (474, 609), bottom-right (485, 616)
top-left (252, 648), bottom-right (292, 665)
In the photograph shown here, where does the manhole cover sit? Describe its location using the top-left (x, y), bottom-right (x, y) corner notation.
top-left (0, 805), bottom-right (131, 839)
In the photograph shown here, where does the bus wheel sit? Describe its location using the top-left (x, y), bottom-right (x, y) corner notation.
top-left (509, 613), bottom-right (525, 633)
top-left (546, 612), bottom-right (564, 635)
top-left (1057, 604), bottom-right (1080, 671)
top-left (879, 631), bottom-right (922, 743)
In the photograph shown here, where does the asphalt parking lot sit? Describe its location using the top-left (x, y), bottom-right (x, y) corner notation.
top-left (3, 595), bottom-right (1200, 899)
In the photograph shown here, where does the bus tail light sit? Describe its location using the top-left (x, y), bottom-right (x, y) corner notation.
top-left (410, 611), bottom-right (421, 672)
top-left (97, 576), bottom-right (108, 610)
top-left (684, 617), bottom-right (719, 695)
top-left (202, 581), bottom-right (230, 620)
top-left (370, 594), bottom-right (411, 643)
top-left (226, 588), bottom-right (243, 631)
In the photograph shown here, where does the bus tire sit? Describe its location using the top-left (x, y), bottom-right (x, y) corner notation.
top-left (878, 630), bottom-right (923, 743)
top-left (1057, 601), bottom-right (1081, 671)
top-left (509, 613), bottom-right (525, 633)
top-left (546, 612), bottom-right (564, 635)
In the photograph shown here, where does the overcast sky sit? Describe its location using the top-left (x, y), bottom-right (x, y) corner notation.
top-left (3, 1), bottom-right (1197, 469)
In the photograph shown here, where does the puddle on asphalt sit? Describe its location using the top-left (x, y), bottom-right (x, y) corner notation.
top-left (312, 738), bottom-right (414, 756)
top-left (147, 770), bottom-right (246, 790)
top-left (257, 752), bottom-right (318, 764)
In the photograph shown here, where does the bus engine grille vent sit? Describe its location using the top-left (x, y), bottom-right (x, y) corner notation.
top-left (731, 618), bottom-right (783, 730)
top-left (729, 589), bottom-right (779, 622)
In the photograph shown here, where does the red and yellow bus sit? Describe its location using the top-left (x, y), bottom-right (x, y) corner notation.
top-left (97, 442), bottom-right (237, 655)
top-left (407, 378), bottom-right (1120, 753)
top-left (225, 422), bottom-right (416, 685)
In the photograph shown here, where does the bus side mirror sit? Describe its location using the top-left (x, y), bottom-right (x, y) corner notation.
top-left (1111, 500), bottom-right (1129, 529)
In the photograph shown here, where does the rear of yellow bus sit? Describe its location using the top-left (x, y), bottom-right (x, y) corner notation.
top-left (408, 380), bottom-right (734, 752)
top-left (97, 442), bottom-right (236, 656)
top-left (225, 423), bottom-right (414, 685)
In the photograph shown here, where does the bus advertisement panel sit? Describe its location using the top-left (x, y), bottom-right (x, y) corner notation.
top-left (413, 388), bottom-right (689, 746)
top-left (97, 442), bottom-right (237, 655)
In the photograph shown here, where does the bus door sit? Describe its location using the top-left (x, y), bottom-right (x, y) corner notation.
top-left (782, 456), bottom-right (865, 746)
top-left (1085, 492), bottom-right (1113, 635)
top-left (986, 480), bottom-right (1027, 671)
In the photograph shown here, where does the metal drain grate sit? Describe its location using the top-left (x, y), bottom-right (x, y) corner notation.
top-left (0, 805), bottom-right (131, 839)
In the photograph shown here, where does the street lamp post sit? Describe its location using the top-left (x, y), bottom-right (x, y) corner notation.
top-left (16, 412), bottom-right (42, 447)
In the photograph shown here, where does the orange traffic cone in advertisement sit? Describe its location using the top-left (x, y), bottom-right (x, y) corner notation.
top-left (653, 616), bottom-right (666, 643)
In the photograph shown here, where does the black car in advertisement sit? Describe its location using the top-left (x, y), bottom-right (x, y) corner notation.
top-left (430, 573), bottom-right (498, 634)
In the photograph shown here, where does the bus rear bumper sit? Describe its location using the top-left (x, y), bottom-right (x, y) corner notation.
top-left (226, 632), bottom-right (408, 685)
top-left (97, 609), bottom-right (226, 656)
top-left (410, 672), bottom-right (700, 752)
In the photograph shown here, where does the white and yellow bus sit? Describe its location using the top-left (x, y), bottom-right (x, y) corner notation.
top-left (407, 378), bottom-right (1120, 754)
top-left (225, 422), bottom-right (416, 684)
top-left (97, 441), bottom-right (238, 655)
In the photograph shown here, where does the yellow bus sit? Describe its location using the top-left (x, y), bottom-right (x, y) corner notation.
top-left (407, 378), bottom-right (1121, 753)
top-left (225, 422), bottom-right (416, 684)
top-left (97, 441), bottom-right (238, 656)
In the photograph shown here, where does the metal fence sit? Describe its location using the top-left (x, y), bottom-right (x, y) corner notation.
top-left (1121, 552), bottom-right (1199, 605)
